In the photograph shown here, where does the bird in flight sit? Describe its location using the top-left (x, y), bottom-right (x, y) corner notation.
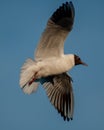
top-left (19, 1), bottom-right (87, 121)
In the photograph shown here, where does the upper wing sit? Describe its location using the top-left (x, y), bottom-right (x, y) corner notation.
top-left (35, 2), bottom-right (75, 60)
top-left (40, 73), bottom-right (74, 121)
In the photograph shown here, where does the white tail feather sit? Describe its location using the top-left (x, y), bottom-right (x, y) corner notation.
top-left (19, 58), bottom-right (39, 94)
top-left (22, 82), bottom-right (39, 94)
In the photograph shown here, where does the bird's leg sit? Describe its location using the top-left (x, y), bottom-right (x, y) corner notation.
top-left (28, 77), bottom-right (35, 86)
top-left (28, 72), bottom-right (38, 86)
top-left (28, 68), bottom-right (43, 85)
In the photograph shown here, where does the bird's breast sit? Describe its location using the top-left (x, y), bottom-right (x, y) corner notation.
top-left (37, 57), bottom-right (73, 77)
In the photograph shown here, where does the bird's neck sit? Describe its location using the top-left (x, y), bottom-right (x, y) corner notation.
top-left (63, 54), bottom-right (75, 70)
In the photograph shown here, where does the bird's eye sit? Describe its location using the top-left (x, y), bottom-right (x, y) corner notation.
top-left (78, 57), bottom-right (80, 61)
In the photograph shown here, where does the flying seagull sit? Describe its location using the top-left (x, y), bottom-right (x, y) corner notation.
top-left (20, 1), bottom-right (87, 121)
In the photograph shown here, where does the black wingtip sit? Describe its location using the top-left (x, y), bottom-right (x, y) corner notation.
top-left (50, 1), bottom-right (75, 30)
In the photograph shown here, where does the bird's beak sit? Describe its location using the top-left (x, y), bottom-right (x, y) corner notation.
top-left (80, 61), bottom-right (88, 66)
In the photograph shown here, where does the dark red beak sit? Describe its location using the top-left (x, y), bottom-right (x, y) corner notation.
top-left (80, 61), bottom-right (88, 66)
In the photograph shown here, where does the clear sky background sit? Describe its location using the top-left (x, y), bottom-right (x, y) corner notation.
top-left (0, 0), bottom-right (104, 130)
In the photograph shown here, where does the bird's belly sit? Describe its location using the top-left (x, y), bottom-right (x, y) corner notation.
top-left (38, 58), bottom-right (71, 77)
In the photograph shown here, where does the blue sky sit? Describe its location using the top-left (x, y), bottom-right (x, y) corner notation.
top-left (0, 0), bottom-right (104, 129)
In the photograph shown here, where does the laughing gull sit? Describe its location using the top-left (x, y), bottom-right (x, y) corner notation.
top-left (20, 1), bottom-right (87, 121)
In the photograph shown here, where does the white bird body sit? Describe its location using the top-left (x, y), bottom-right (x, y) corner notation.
top-left (21, 54), bottom-right (74, 79)
top-left (37, 54), bottom-right (74, 77)
top-left (20, 54), bottom-right (74, 87)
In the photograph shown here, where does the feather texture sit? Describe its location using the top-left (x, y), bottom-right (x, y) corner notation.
top-left (42, 73), bottom-right (74, 121)
top-left (20, 59), bottom-right (39, 94)
top-left (35, 2), bottom-right (75, 60)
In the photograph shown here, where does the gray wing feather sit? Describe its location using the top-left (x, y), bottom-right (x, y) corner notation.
top-left (35, 2), bottom-right (75, 60)
top-left (42, 73), bottom-right (74, 121)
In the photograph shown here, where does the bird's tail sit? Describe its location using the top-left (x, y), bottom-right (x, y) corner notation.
top-left (19, 58), bottom-right (39, 94)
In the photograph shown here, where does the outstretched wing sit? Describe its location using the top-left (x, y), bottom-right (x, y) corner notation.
top-left (35, 1), bottom-right (75, 60)
top-left (40, 73), bottom-right (74, 121)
